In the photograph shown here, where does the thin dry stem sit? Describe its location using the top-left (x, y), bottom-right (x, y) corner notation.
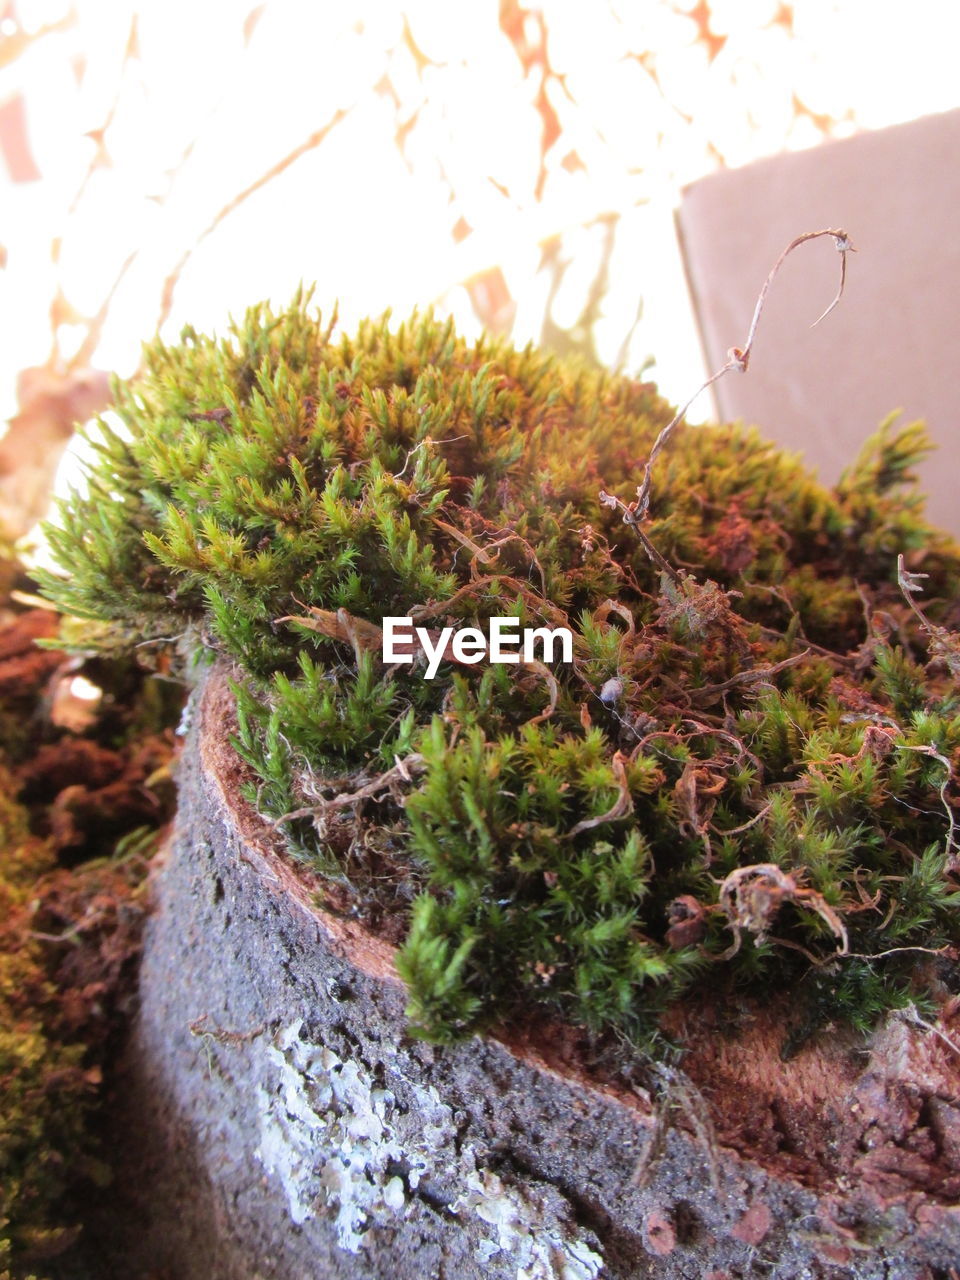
top-left (687, 649), bottom-right (811, 705)
top-left (605, 228), bottom-right (855, 551)
top-left (274, 753), bottom-right (426, 825)
top-left (844, 944), bottom-right (951, 962)
top-left (899, 1004), bottom-right (960, 1059)
top-left (632, 1064), bottom-right (721, 1193)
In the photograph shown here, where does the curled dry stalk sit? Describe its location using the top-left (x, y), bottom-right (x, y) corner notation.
top-left (600, 228), bottom-right (856, 569)
top-left (896, 553), bottom-right (960, 866)
top-left (274, 753), bottom-right (427, 827)
top-left (632, 1063), bottom-right (721, 1194)
top-left (898, 1003), bottom-right (960, 1060)
top-left (715, 862), bottom-right (849, 963)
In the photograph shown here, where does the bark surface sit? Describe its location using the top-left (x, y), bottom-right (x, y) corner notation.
top-left (98, 666), bottom-right (960, 1279)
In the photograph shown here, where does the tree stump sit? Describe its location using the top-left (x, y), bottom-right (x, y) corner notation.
top-left (107, 665), bottom-right (960, 1278)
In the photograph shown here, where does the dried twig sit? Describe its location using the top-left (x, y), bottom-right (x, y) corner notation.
top-left (274, 753), bottom-right (426, 826)
top-left (277, 605), bottom-right (383, 665)
top-left (188, 1012), bottom-right (266, 1046)
top-left (897, 554), bottom-right (939, 632)
top-left (601, 228), bottom-right (855, 564)
top-left (433, 518), bottom-right (547, 594)
top-left (843, 944), bottom-right (952, 962)
top-left (898, 1004), bottom-right (960, 1059)
top-left (632, 1063), bottom-right (721, 1194)
top-left (598, 487), bottom-right (680, 581)
top-left (892, 554), bottom-right (960, 864)
top-left (46, 17), bottom-right (139, 370)
top-left (710, 802), bottom-right (773, 838)
top-left (899, 743), bottom-right (957, 860)
top-left (686, 649), bottom-right (811, 705)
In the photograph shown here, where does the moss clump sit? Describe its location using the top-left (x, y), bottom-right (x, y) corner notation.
top-left (0, 770), bottom-right (169, 1279)
top-left (39, 292), bottom-right (960, 1050)
top-left (0, 771), bottom-right (90, 1277)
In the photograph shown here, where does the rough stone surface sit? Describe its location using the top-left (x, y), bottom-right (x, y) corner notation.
top-left (96, 667), bottom-right (960, 1278)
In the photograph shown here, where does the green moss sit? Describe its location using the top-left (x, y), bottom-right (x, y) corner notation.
top-left (38, 291), bottom-right (960, 1050)
top-left (0, 534), bottom-right (179, 1274)
top-left (0, 774), bottom-right (90, 1278)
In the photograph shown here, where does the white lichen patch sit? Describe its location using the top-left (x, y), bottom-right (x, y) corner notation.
top-left (254, 1019), bottom-right (603, 1278)
top-left (255, 1020), bottom-right (405, 1250)
top-left (452, 1169), bottom-right (604, 1280)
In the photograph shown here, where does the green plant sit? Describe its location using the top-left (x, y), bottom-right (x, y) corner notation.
top-left (0, 537), bottom-right (178, 1277)
top-left (38, 291), bottom-right (960, 1049)
top-left (0, 771), bottom-right (91, 1278)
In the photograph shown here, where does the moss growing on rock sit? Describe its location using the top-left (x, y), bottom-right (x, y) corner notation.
top-left (38, 292), bottom-right (960, 1050)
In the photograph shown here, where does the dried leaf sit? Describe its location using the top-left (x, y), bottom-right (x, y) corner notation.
top-left (567, 751), bottom-right (632, 837)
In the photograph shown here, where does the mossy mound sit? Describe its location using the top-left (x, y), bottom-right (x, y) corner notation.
top-left (39, 293), bottom-right (960, 1053)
